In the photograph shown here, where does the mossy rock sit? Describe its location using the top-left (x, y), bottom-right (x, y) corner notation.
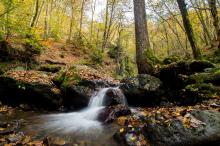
top-left (53, 66), bottom-right (81, 88)
top-left (0, 70), bottom-right (62, 110)
top-left (120, 74), bottom-right (164, 106)
top-left (158, 60), bottom-right (215, 89)
top-left (189, 70), bottom-right (220, 86)
top-left (183, 83), bottom-right (218, 100)
top-left (24, 38), bottom-right (42, 55)
top-left (163, 55), bottom-right (181, 65)
top-left (38, 64), bottom-right (62, 73)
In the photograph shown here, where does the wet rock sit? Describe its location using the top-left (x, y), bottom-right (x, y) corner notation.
top-left (7, 132), bottom-right (24, 143)
top-left (62, 84), bottom-right (94, 110)
top-left (61, 79), bottom-right (118, 110)
top-left (144, 110), bottom-right (220, 146)
top-left (103, 88), bottom-right (127, 106)
top-left (98, 105), bottom-right (131, 123)
top-left (120, 74), bottom-right (164, 106)
top-left (157, 60), bottom-right (215, 89)
top-left (0, 70), bottom-right (62, 110)
top-left (114, 124), bottom-right (149, 146)
top-left (53, 66), bottom-right (117, 110)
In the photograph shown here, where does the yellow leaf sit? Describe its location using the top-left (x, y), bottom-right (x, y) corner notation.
top-left (119, 128), bottom-right (124, 133)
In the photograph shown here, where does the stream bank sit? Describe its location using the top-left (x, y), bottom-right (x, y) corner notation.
top-left (0, 60), bottom-right (220, 146)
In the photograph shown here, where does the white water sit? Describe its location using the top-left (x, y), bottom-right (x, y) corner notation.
top-left (40, 87), bottom-right (127, 135)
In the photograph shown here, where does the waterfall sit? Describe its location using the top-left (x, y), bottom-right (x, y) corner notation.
top-left (88, 88), bottom-right (110, 108)
top-left (39, 87), bottom-right (127, 135)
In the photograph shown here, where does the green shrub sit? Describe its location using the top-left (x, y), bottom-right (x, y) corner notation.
top-left (108, 47), bottom-right (117, 59)
top-left (24, 38), bottom-right (42, 55)
top-left (90, 50), bottom-right (103, 65)
top-left (163, 55), bottom-right (181, 65)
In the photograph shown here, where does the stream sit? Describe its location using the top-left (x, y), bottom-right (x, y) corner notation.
top-left (0, 87), bottom-right (127, 146)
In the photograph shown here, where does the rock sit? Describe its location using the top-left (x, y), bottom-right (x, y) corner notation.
top-left (103, 88), bottom-right (127, 106)
top-left (188, 71), bottom-right (220, 86)
top-left (120, 74), bottom-right (164, 106)
top-left (0, 70), bottom-right (62, 110)
top-left (7, 132), bottom-right (24, 143)
top-left (144, 110), bottom-right (220, 146)
top-left (98, 105), bottom-right (131, 123)
top-left (0, 40), bottom-right (11, 61)
top-left (53, 65), bottom-right (118, 110)
top-left (61, 83), bottom-right (94, 110)
top-left (38, 64), bottom-right (62, 73)
top-left (163, 55), bottom-right (181, 65)
top-left (61, 79), bottom-right (117, 110)
top-left (157, 60), bottom-right (215, 89)
top-left (181, 83), bottom-right (219, 103)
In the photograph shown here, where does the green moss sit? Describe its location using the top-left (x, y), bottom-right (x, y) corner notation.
top-left (24, 38), bottom-right (42, 55)
top-left (163, 55), bottom-right (181, 65)
top-left (184, 83), bottom-right (217, 99)
top-left (38, 64), bottom-right (61, 73)
top-left (189, 73), bottom-right (211, 83)
top-left (53, 66), bottom-right (81, 88)
top-left (108, 47), bottom-right (117, 59)
top-left (89, 50), bottom-right (103, 65)
top-left (146, 49), bottom-right (162, 64)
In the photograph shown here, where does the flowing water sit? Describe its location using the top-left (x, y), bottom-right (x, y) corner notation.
top-left (18, 87), bottom-right (128, 145)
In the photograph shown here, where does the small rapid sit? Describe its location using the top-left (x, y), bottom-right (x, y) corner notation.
top-left (38, 87), bottom-right (127, 136)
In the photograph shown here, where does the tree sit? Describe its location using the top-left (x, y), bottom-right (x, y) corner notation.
top-left (177, 0), bottom-right (201, 59)
top-left (30, 0), bottom-right (39, 28)
top-left (133, 0), bottom-right (153, 74)
top-left (68, 0), bottom-right (75, 41)
top-left (90, 0), bottom-right (97, 42)
top-left (44, 0), bottom-right (50, 40)
top-left (190, 0), bottom-right (212, 45)
top-left (208, 0), bottom-right (220, 50)
top-left (79, 0), bottom-right (86, 36)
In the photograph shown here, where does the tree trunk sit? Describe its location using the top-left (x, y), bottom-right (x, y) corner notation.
top-left (102, 0), bottom-right (110, 52)
top-left (105, 0), bottom-right (116, 46)
top-left (133, 0), bottom-right (153, 74)
top-left (90, 0), bottom-right (97, 43)
top-left (190, 0), bottom-right (212, 45)
top-left (208, 0), bottom-right (220, 50)
top-left (44, 0), bottom-right (49, 40)
top-left (79, 0), bottom-right (85, 37)
top-left (30, 0), bottom-right (39, 28)
top-left (177, 0), bottom-right (201, 59)
top-left (68, 0), bottom-right (75, 41)
top-left (35, 0), bottom-right (45, 27)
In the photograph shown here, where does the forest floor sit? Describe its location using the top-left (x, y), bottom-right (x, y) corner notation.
top-left (0, 40), bottom-right (220, 146)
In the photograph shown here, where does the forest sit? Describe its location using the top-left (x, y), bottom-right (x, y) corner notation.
top-left (0, 0), bottom-right (220, 146)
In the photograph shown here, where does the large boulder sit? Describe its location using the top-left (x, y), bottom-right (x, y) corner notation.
top-left (120, 74), bottom-right (164, 106)
top-left (114, 110), bottom-right (220, 146)
top-left (98, 104), bottom-right (131, 123)
top-left (53, 65), bottom-right (118, 110)
top-left (103, 88), bottom-right (127, 106)
top-left (157, 60), bottom-right (215, 89)
top-left (0, 70), bottom-right (62, 110)
top-left (0, 40), bottom-right (12, 61)
top-left (188, 71), bottom-right (220, 86)
top-left (144, 110), bottom-right (220, 146)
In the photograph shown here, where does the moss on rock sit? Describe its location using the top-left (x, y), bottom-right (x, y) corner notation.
top-left (163, 55), bottom-right (181, 65)
top-left (183, 83), bottom-right (218, 100)
top-left (38, 64), bottom-right (62, 73)
top-left (53, 66), bottom-right (81, 89)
